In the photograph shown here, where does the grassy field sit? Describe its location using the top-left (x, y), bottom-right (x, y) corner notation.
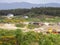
top-left (0, 29), bottom-right (60, 45)
top-left (0, 16), bottom-right (60, 45)
top-left (0, 16), bottom-right (60, 23)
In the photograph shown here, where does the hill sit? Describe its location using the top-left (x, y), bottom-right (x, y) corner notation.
top-left (0, 2), bottom-right (60, 10)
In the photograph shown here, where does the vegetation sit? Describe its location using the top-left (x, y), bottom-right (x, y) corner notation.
top-left (0, 16), bottom-right (60, 23)
top-left (0, 29), bottom-right (60, 45)
top-left (0, 7), bottom-right (60, 22)
top-left (0, 7), bottom-right (60, 17)
top-left (0, 7), bottom-right (60, 45)
top-left (16, 23), bottom-right (26, 28)
top-left (27, 24), bottom-right (40, 29)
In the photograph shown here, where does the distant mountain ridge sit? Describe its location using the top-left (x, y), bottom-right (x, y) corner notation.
top-left (0, 2), bottom-right (60, 10)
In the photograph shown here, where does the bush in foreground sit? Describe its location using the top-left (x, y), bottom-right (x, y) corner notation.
top-left (0, 29), bottom-right (60, 45)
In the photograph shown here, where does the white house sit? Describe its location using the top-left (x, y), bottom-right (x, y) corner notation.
top-left (24, 16), bottom-right (29, 18)
top-left (7, 14), bottom-right (14, 19)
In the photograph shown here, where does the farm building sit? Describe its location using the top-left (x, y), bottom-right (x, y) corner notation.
top-left (24, 16), bottom-right (29, 18)
top-left (7, 14), bottom-right (14, 19)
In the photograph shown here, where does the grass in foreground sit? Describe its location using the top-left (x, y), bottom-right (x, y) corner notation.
top-left (0, 29), bottom-right (60, 45)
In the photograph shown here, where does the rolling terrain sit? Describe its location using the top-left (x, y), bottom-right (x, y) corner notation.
top-left (0, 2), bottom-right (60, 10)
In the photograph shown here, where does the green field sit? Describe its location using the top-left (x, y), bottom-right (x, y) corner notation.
top-left (0, 29), bottom-right (60, 45)
top-left (0, 15), bottom-right (60, 45)
top-left (0, 7), bottom-right (60, 45)
top-left (0, 16), bottom-right (60, 23)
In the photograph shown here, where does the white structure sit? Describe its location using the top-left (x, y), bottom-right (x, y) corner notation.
top-left (24, 16), bottom-right (28, 18)
top-left (7, 14), bottom-right (14, 19)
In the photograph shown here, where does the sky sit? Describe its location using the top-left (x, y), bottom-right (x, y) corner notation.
top-left (0, 0), bottom-right (60, 4)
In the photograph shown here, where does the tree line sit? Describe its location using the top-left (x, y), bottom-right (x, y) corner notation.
top-left (0, 7), bottom-right (60, 17)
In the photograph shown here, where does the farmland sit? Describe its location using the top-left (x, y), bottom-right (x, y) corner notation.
top-left (0, 16), bottom-right (60, 45)
top-left (0, 7), bottom-right (60, 45)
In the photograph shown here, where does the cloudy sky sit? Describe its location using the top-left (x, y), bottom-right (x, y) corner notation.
top-left (0, 0), bottom-right (60, 4)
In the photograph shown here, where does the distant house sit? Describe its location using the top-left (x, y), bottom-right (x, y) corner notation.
top-left (24, 16), bottom-right (28, 18)
top-left (7, 14), bottom-right (14, 19)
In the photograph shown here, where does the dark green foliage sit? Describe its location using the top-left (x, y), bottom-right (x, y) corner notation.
top-left (0, 7), bottom-right (60, 17)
